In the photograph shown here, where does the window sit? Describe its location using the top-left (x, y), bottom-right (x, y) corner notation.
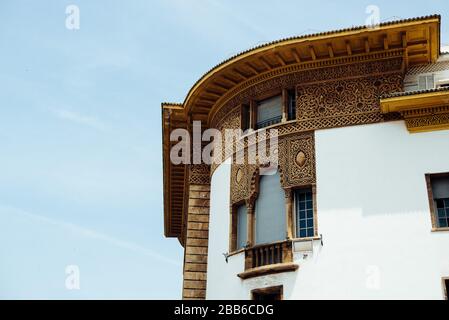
top-left (418, 74), bottom-right (435, 90)
top-left (256, 95), bottom-right (282, 129)
top-left (241, 104), bottom-right (250, 132)
top-left (252, 285), bottom-right (283, 301)
top-left (443, 278), bottom-right (449, 300)
top-left (236, 204), bottom-right (248, 250)
top-left (404, 74), bottom-right (435, 92)
top-left (287, 89), bottom-right (296, 121)
top-left (255, 171), bottom-right (286, 244)
top-left (426, 173), bottom-right (449, 229)
top-left (294, 187), bottom-right (315, 238)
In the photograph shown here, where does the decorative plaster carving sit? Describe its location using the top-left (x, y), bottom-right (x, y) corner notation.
top-left (210, 58), bottom-right (403, 176)
top-left (278, 132), bottom-right (316, 188)
top-left (189, 164), bottom-right (210, 185)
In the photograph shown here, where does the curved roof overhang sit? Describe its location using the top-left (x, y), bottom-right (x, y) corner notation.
top-left (162, 15), bottom-right (442, 241)
top-left (180, 15), bottom-right (440, 126)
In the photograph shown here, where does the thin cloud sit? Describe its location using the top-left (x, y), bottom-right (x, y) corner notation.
top-left (52, 109), bottom-right (106, 131)
top-left (0, 205), bottom-right (181, 267)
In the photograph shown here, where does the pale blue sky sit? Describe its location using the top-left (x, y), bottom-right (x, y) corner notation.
top-left (0, 0), bottom-right (447, 299)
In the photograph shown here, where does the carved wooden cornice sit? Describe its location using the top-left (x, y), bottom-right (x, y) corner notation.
top-left (162, 15), bottom-right (443, 241)
top-left (181, 15), bottom-right (440, 124)
top-left (380, 88), bottom-right (449, 132)
top-left (211, 58), bottom-right (403, 176)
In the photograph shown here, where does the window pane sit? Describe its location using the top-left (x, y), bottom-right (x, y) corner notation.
top-left (431, 176), bottom-right (449, 199)
top-left (241, 104), bottom-right (250, 132)
top-left (307, 209), bottom-right (313, 218)
top-left (306, 200), bottom-right (313, 209)
top-left (256, 95), bottom-right (282, 129)
top-left (418, 76), bottom-right (427, 90)
top-left (438, 209), bottom-right (446, 218)
top-left (427, 75), bottom-right (435, 89)
top-left (438, 218), bottom-right (448, 228)
top-left (236, 205), bottom-right (247, 250)
top-left (255, 171), bottom-right (286, 244)
top-left (307, 228), bottom-right (314, 237)
top-left (287, 89), bottom-right (296, 121)
top-left (295, 188), bottom-right (314, 238)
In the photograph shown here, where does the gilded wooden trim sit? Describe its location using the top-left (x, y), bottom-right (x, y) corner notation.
top-left (211, 59), bottom-right (403, 176)
top-left (381, 90), bottom-right (449, 133)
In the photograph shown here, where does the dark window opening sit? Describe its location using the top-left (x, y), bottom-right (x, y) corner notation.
top-left (241, 104), bottom-right (250, 132)
top-left (287, 89), bottom-right (296, 121)
top-left (444, 278), bottom-right (449, 300)
top-left (252, 286), bottom-right (283, 301)
top-left (295, 188), bottom-right (314, 238)
top-left (430, 175), bottom-right (449, 228)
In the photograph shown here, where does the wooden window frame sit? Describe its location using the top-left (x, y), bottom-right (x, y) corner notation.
top-left (239, 86), bottom-right (298, 132)
top-left (240, 103), bottom-right (251, 133)
top-left (443, 277), bottom-right (449, 300)
top-left (290, 184), bottom-right (318, 239)
top-left (230, 201), bottom-right (247, 253)
top-left (251, 285), bottom-right (283, 300)
top-left (425, 172), bottom-right (449, 232)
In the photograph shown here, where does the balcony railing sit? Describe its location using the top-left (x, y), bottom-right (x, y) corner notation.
top-left (255, 116), bottom-right (282, 129)
top-left (244, 240), bottom-right (293, 270)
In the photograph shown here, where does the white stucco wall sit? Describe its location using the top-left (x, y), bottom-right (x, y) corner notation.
top-left (206, 121), bottom-right (449, 300)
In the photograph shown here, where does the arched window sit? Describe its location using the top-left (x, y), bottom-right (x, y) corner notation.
top-left (255, 170), bottom-right (286, 244)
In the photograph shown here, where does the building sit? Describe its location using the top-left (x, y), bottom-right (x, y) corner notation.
top-left (161, 15), bottom-right (449, 300)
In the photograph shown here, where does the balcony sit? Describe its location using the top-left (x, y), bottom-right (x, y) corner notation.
top-left (237, 240), bottom-right (298, 280)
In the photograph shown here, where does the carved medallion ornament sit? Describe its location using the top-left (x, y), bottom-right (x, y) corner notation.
top-left (230, 164), bottom-right (256, 204)
top-left (229, 132), bottom-right (315, 206)
top-left (278, 132), bottom-right (316, 188)
top-left (295, 151), bottom-right (306, 167)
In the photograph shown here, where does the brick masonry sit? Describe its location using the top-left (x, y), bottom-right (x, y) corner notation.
top-left (182, 184), bottom-right (210, 300)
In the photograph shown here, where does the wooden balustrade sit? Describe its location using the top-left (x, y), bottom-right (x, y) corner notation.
top-left (244, 240), bottom-right (293, 270)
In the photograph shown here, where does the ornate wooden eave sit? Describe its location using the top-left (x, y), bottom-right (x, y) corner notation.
top-left (183, 15), bottom-right (440, 126)
top-left (380, 87), bottom-right (449, 132)
top-left (161, 15), bottom-right (442, 242)
top-left (162, 102), bottom-right (188, 242)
